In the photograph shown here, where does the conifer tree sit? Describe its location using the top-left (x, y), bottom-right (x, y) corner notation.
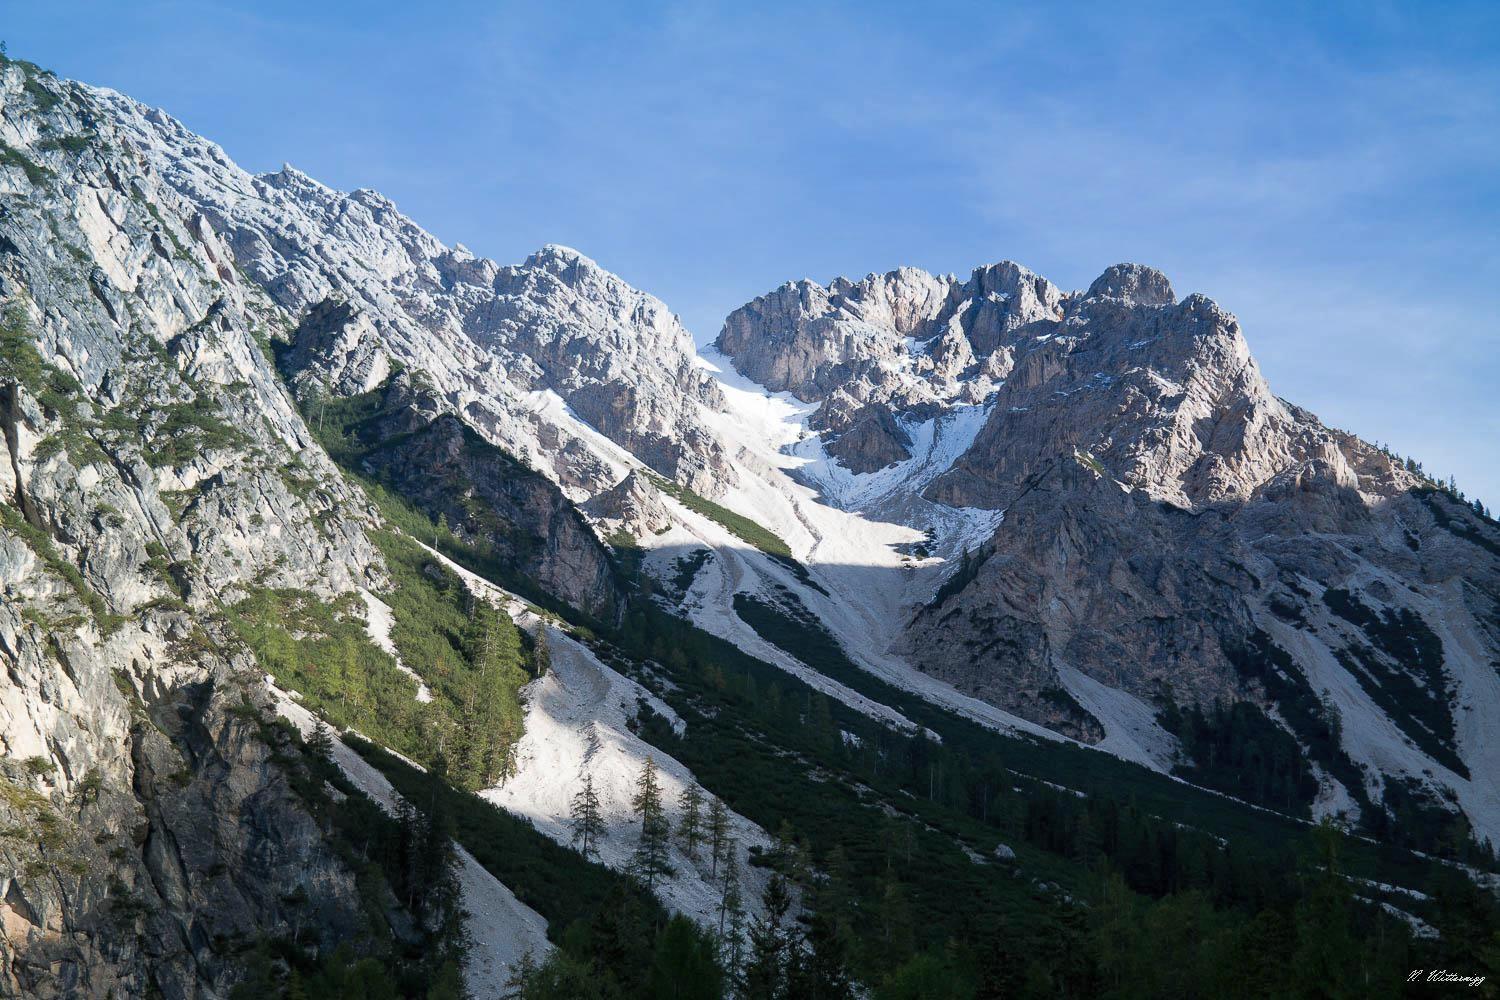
top-left (630, 757), bottom-right (672, 891)
top-left (531, 626), bottom-right (551, 677)
top-left (717, 841), bottom-right (746, 980)
top-left (790, 913), bottom-right (854, 1000)
top-left (306, 720), bottom-right (333, 759)
top-left (457, 600), bottom-right (520, 788)
top-left (707, 797), bottom-right (731, 877)
top-left (569, 772), bottom-right (605, 859)
top-left (744, 873), bottom-right (796, 999)
top-left (678, 784), bottom-right (705, 860)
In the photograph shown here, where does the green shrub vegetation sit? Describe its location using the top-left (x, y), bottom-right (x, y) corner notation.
top-left (643, 470), bottom-right (793, 560)
top-left (142, 395), bottom-right (250, 467)
top-left (0, 143), bottom-right (50, 186)
top-left (0, 501), bottom-right (120, 633)
top-left (226, 530), bottom-right (536, 791)
top-left (0, 303), bottom-right (48, 389)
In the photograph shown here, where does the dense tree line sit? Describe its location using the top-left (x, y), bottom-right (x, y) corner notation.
top-left (1158, 698), bottom-right (1319, 814)
top-left (592, 572), bottom-right (1500, 998)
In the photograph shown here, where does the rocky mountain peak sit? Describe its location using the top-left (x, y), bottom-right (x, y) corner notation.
top-left (1084, 262), bottom-right (1176, 306)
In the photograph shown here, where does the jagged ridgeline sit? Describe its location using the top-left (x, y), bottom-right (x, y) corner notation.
top-left (2, 47), bottom-right (1499, 1000)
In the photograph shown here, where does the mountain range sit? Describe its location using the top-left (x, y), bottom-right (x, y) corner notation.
top-left (2, 52), bottom-right (1498, 999)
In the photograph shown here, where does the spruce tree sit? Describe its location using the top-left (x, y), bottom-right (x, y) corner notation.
top-left (717, 842), bottom-right (746, 981)
top-left (707, 797), bottom-right (731, 877)
top-left (790, 913), bottom-right (854, 1000)
top-left (678, 784), bottom-right (705, 860)
top-left (630, 757), bottom-right (673, 891)
top-left (744, 874), bottom-right (795, 999)
top-left (306, 721), bottom-right (334, 759)
top-left (570, 772), bottom-right (605, 858)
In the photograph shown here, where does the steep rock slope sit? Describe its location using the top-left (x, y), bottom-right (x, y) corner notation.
top-left (718, 261), bottom-right (1061, 472)
top-left (0, 58), bottom-right (421, 997)
top-left (277, 362), bottom-right (623, 623)
top-left (0, 62), bottom-right (788, 997)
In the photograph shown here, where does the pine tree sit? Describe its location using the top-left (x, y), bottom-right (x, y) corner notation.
top-left (744, 874), bottom-right (796, 999)
top-left (630, 757), bottom-right (673, 892)
top-left (717, 843), bottom-right (746, 981)
top-left (1291, 817), bottom-right (1359, 991)
top-left (570, 772), bottom-right (605, 858)
top-left (647, 915), bottom-right (725, 1000)
top-left (678, 784), bottom-right (705, 860)
top-left (707, 797), bottom-right (731, 877)
top-left (434, 511), bottom-right (449, 548)
top-left (504, 950), bottom-right (539, 999)
top-left (532, 626), bottom-right (551, 677)
top-left (306, 721), bottom-right (334, 759)
top-left (790, 912), bottom-right (854, 1000)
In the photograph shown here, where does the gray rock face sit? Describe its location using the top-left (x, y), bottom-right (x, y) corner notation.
top-left (0, 60), bottom-right (407, 996)
top-left (304, 370), bottom-right (625, 621)
top-left (283, 297), bottom-right (391, 398)
top-left (581, 469), bottom-right (674, 537)
top-left (820, 404), bottom-right (913, 474)
top-left (87, 89), bottom-right (731, 498)
top-left (717, 261), bottom-right (1063, 409)
top-left (715, 261), bottom-right (1064, 462)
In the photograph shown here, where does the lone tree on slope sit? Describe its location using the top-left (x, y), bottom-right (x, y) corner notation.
top-left (631, 757), bottom-right (673, 891)
top-left (678, 784), bottom-right (705, 860)
top-left (569, 771), bottom-right (605, 859)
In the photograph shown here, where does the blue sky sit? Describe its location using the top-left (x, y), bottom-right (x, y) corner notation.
top-left (8, 1), bottom-right (1498, 505)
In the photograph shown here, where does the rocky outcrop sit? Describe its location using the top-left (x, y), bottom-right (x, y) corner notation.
top-left (715, 261), bottom-right (1064, 439)
top-left (282, 297), bottom-right (391, 398)
top-left (927, 270), bottom-right (1336, 512)
top-left (303, 371), bottom-right (624, 622)
top-left (581, 470), bottom-right (674, 538)
top-left (820, 404), bottom-right (913, 473)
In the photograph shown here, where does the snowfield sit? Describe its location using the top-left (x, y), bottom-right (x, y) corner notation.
top-left (650, 350), bottom-right (1091, 746)
top-left (482, 626), bottom-right (779, 927)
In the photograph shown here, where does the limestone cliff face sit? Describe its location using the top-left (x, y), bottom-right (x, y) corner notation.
top-left (717, 261), bottom-right (1063, 471)
top-left (290, 369), bottom-right (625, 622)
top-left (0, 60), bottom-right (419, 997)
